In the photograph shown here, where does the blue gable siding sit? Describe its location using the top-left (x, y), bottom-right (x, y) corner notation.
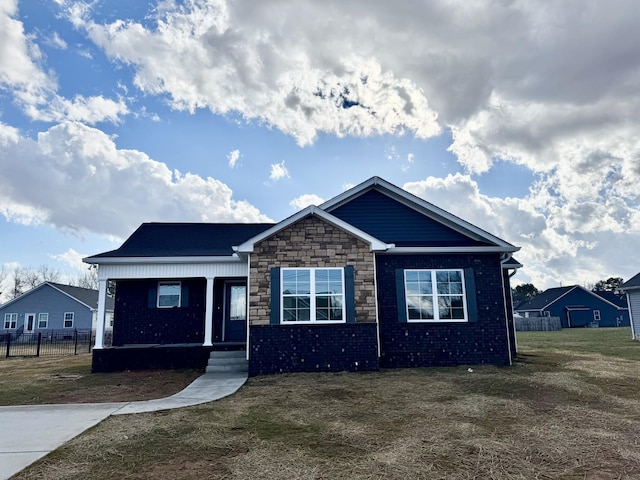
top-left (0, 285), bottom-right (94, 331)
top-left (542, 288), bottom-right (629, 328)
top-left (328, 189), bottom-right (491, 247)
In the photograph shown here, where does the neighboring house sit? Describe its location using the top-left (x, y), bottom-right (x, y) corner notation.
top-left (514, 285), bottom-right (630, 328)
top-left (620, 273), bottom-right (640, 339)
top-left (0, 282), bottom-right (115, 334)
top-left (85, 177), bottom-right (521, 375)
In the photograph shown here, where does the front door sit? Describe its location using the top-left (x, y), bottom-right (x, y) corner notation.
top-left (25, 313), bottom-right (36, 333)
top-left (223, 281), bottom-right (247, 342)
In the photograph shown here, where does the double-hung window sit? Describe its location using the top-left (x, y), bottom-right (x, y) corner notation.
top-left (4, 313), bottom-right (17, 329)
top-left (404, 269), bottom-right (468, 322)
top-left (38, 313), bottom-right (49, 329)
top-left (157, 281), bottom-right (181, 308)
top-left (63, 312), bottom-right (74, 328)
top-left (281, 268), bottom-right (345, 323)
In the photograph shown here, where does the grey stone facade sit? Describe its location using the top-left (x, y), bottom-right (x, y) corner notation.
top-left (248, 215), bottom-right (377, 326)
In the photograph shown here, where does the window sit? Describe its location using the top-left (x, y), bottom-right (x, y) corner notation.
top-left (157, 281), bottom-right (181, 308)
top-left (281, 268), bottom-right (345, 323)
top-left (63, 312), bottom-right (74, 328)
top-left (3, 313), bottom-right (17, 329)
top-left (593, 310), bottom-right (601, 322)
top-left (404, 269), bottom-right (467, 322)
top-left (229, 286), bottom-right (247, 321)
top-left (38, 313), bottom-right (49, 329)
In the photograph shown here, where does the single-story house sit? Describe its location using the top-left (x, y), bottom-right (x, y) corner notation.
top-left (85, 177), bottom-right (521, 375)
top-left (620, 273), bottom-right (640, 339)
top-left (514, 285), bottom-right (630, 328)
top-left (0, 282), bottom-right (115, 334)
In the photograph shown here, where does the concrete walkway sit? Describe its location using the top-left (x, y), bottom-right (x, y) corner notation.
top-left (0, 372), bottom-right (248, 480)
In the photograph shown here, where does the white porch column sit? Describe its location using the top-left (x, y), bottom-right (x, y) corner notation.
top-left (203, 277), bottom-right (214, 346)
top-left (94, 279), bottom-right (107, 349)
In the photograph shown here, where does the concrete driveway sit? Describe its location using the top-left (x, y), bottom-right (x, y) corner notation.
top-left (0, 372), bottom-right (247, 479)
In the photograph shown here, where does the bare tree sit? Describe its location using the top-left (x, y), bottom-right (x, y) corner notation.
top-left (21, 264), bottom-right (63, 289)
top-left (0, 266), bottom-right (8, 302)
top-left (9, 266), bottom-right (25, 299)
top-left (72, 268), bottom-right (99, 290)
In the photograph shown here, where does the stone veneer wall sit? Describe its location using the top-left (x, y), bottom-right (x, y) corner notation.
top-left (248, 215), bottom-right (377, 325)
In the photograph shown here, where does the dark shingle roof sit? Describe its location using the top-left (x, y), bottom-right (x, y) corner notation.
top-left (592, 291), bottom-right (628, 308)
top-left (89, 223), bottom-right (275, 258)
top-left (621, 272), bottom-right (640, 291)
top-left (50, 283), bottom-right (115, 310)
top-left (514, 286), bottom-right (575, 311)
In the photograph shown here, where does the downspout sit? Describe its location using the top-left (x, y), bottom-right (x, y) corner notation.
top-left (373, 252), bottom-right (381, 358)
top-left (499, 262), bottom-right (513, 366)
top-left (245, 252), bottom-right (251, 361)
top-left (625, 292), bottom-right (636, 340)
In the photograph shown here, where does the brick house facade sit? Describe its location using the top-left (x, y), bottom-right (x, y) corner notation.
top-left (86, 177), bottom-right (520, 374)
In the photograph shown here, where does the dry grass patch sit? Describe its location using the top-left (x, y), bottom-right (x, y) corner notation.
top-left (0, 354), bottom-right (202, 405)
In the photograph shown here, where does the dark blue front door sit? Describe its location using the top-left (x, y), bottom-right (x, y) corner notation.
top-left (224, 281), bottom-right (247, 342)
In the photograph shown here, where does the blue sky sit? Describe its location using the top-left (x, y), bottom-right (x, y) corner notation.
top-left (1, 0), bottom-right (639, 299)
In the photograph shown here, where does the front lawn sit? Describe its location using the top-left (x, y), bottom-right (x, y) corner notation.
top-left (14, 328), bottom-right (640, 479)
top-left (0, 354), bottom-right (201, 406)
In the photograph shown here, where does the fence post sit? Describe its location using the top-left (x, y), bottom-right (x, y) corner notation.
top-left (74, 329), bottom-right (78, 355)
top-left (5, 333), bottom-right (10, 358)
top-left (36, 332), bottom-right (42, 357)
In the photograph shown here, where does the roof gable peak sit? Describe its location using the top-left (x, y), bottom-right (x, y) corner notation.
top-left (236, 205), bottom-right (391, 253)
top-left (321, 176), bottom-right (517, 251)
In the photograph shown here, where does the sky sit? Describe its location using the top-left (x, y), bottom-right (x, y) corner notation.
top-left (1, 0), bottom-right (639, 299)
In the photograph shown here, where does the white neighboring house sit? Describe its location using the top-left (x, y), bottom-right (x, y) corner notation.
top-left (620, 273), bottom-right (640, 339)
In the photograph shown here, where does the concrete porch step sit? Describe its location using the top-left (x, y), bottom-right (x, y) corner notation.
top-left (206, 350), bottom-right (248, 373)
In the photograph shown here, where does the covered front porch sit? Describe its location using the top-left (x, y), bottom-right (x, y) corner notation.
top-left (89, 258), bottom-right (250, 372)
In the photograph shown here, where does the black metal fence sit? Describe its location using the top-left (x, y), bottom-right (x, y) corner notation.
top-left (0, 330), bottom-right (108, 358)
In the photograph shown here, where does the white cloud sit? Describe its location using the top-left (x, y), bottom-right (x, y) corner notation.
top-left (269, 161), bottom-right (289, 181)
top-left (0, 2), bottom-right (129, 125)
top-left (403, 174), bottom-right (640, 289)
top-left (227, 149), bottom-right (240, 168)
top-left (402, 152), bottom-right (415, 172)
top-left (48, 32), bottom-right (68, 50)
top-left (71, 0), bottom-right (441, 146)
top-left (24, 94), bottom-right (130, 125)
top-left (0, 0), bottom-right (55, 96)
top-left (52, 248), bottom-right (86, 272)
top-left (290, 194), bottom-right (324, 211)
top-left (0, 121), bottom-right (272, 238)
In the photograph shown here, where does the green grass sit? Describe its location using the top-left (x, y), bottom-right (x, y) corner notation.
top-left (517, 326), bottom-right (639, 360)
top-left (14, 328), bottom-right (640, 480)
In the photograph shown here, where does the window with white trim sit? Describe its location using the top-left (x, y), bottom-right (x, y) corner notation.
top-left (63, 312), bottom-right (74, 328)
top-left (4, 313), bottom-right (17, 329)
top-left (157, 281), bottom-right (181, 308)
top-left (404, 269), bottom-right (468, 322)
top-left (38, 313), bottom-right (49, 329)
top-left (593, 310), bottom-right (601, 322)
top-left (281, 268), bottom-right (345, 323)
